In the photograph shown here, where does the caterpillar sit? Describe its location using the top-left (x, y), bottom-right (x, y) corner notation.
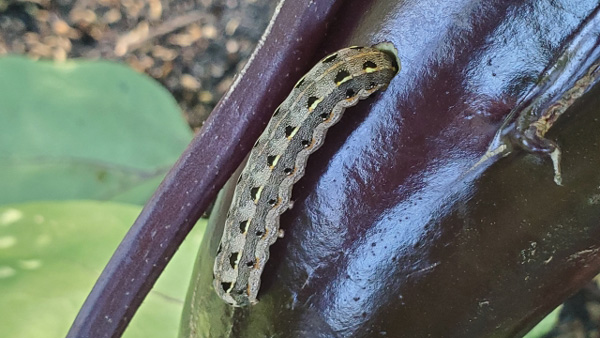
top-left (213, 45), bottom-right (400, 306)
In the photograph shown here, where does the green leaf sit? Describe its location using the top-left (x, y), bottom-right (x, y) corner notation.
top-left (523, 306), bottom-right (561, 338)
top-left (0, 57), bottom-right (193, 205)
top-left (0, 201), bottom-right (206, 338)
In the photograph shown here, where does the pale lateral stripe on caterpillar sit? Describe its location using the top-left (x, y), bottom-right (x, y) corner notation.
top-left (213, 45), bottom-right (400, 306)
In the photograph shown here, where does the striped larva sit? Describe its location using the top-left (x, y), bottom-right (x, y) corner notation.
top-left (213, 45), bottom-right (400, 306)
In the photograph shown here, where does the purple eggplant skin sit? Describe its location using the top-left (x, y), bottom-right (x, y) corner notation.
top-left (66, 1), bottom-right (349, 337)
top-left (181, 1), bottom-right (600, 338)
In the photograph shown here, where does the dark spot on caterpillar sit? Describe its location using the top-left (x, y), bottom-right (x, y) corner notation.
top-left (335, 70), bottom-right (351, 85)
top-left (253, 140), bottom-right (259, 148)
top-left (239, 220), bottom-right (248, 233)
top-left (307, 96), bottom-right (320, 109)
top-left (346, 88), bottom-right (356, 98)
top-left (236, 174), bottom-right (243, 184)
top-left (367, 82), bottom-right (377, 90)
top-left (320, 112), bottom-right (331, 121)
top-left (285, 125), bottom-right (296, 138)
top-left (268, 198), bottom-right (278, 206)
top-left (256, 229), bottom-right (264, 236)
top-left (301, 140), bottom-right (311, 148)
top-left (273, 107), bottom-right (281, 117)
top-left (363, 60), bottom-right (377, 70)
top-left (221, 282), bottom-right (232, 292)
top-left (267, 155), bottom-right (277, 167)
top-left (216, 244), bottom-right (222, 254)
top-left (229, 252), bottom-right (239, 268)
top-left (390, 57), bottom-right (399, 72)
top-left (246, 260), bottom-right (255, 268)
top-left (350, 46), bottom-right (364, 50)
top-left (322, 53), bottom-right (338, 63)
top-left (250, 187), bottom-right (260, 200)
top-left (284, 167), bottom-right (294, 175)
top-left (295, 78), bottom-right (305, 88)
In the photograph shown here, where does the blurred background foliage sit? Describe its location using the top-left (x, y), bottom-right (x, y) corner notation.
top-left (0, 55), bottom-right (206, 337)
